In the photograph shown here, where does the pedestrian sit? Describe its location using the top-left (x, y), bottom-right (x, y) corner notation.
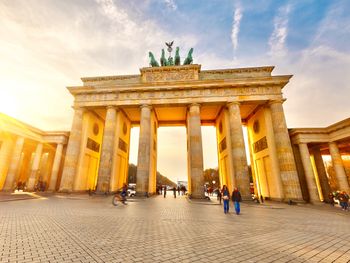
top-left (177, 186), bottom-right (180, 196)
top-left (339, 191), bottom-right (349, 211)
top-left (328, 192), bottom-right (335, 206)
top-left (163, 185), bottom-right (167, 198)
top-left (173, 187), bottom-right (176, 198)
top-left (232, 187), bottom-right (242, 215)
top-left (217, 188), bottom-right (222, 204)
top-left (222, 185), bottom-right (230, 214)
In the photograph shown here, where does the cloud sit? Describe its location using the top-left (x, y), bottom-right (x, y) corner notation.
top-left (164, 0), bottom-right (177, 11)
top-left (231, 2), bottom-right (243, 56)
top-left (0, 0), bottom-right (197, 130)
top-left (268, 4), bottom-right (291, 57)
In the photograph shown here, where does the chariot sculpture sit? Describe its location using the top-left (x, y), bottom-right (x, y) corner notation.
top-left (148, 42), bottom-right (193, 67)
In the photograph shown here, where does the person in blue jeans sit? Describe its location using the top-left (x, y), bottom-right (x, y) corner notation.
top-left (232, 187), bottom-right (242, 215)
top-left (222, 185), bottom-right (230, 214)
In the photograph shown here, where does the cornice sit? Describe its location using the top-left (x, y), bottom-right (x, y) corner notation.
top-left (67, 75), bottom-right (291, 95)
top-left (81, 74), bottom-right (139, 83)
top-left (201, 66), bottom-right (275, 75)
top-left (79, 65), bottom-right (275, 82)
top-left (289, 118), bottom-right (350, 136)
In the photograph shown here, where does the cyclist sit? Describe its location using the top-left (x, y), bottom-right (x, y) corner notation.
top-left (120, 184), bottom-right (128, 203)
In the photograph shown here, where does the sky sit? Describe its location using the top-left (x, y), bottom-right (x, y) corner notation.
top-left (0, 0), bottom-right (350, 181)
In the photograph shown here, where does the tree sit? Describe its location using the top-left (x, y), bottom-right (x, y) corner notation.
top-left (203, 168), bottom-right (219, 188)
top-left (127, 164), bottom-right (176, 187)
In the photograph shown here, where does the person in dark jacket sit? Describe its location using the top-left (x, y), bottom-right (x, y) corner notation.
top-left (217, 188), bottom-right (222, 204)
top-left (232, 187), bottom-right (242, 215)
top-left (222, 185), bottom-right (230, 214)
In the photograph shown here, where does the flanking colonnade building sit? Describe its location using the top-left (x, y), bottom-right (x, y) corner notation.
top-left (0, 64), bottom-right (349, 202)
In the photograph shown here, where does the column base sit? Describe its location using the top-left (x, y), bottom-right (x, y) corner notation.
top-left (188, 193), bottom-right (207, 199)
top-left (136, 191), bottom-right (150, 198)
top-left (284, 198), bottom-right (306, 205)
top-left (58, 189), bottom-right (73, 194)
top-left (309, 200), bottom-right (323, 205)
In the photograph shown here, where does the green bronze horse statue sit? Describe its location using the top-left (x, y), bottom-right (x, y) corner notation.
top-left (174, 47), bottom-right (181, 66)
top-left (149, 52), bottom-right (159, 67)
top-left (183, 48), bottom-right (193, 65)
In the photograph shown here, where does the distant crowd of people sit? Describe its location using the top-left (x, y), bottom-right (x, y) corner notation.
top-left (329, 191), bottom-right (349, 211)
top-left (156, 185), bottom-right (187, 198)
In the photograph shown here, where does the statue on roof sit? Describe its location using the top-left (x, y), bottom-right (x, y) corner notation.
top-left (183, 48), bottom-right (193, 65)
top-left (149, 52), bottom-right (159, 67)
top-left (148, 42), bottom-right (194, 67)
top-left (165, 41), bottom-right (174, 53)
top-left (174, 47), bottom-right (181, 65)
top-left (160, 49), bottom-right (168, 66)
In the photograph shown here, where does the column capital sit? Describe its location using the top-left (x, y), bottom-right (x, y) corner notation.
top-left (106, 105), bottom-right (119, 111)
top-left (268, 98), bottom-right (286, 106)
top-left (72, 106), bottom-right (87, 112)
top-left (188, 103), bottom-right (201, 108)
top-left (227, 101), bottom-right (240, 107)
top-left (140, 104), bottom-right (152, 110)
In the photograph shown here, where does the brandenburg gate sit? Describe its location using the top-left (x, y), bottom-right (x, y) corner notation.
top-left (58, 62), bottom-right (304, 201)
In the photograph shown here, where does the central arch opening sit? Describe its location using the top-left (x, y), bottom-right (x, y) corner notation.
top-left (128, 125), bottom-right (222, 196)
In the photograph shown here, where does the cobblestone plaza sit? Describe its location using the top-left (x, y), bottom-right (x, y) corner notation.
top-left (1, 194), bottom-right (349, 263)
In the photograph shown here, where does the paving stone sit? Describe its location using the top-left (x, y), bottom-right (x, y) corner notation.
top-left (0, 195), bottom-right (349, 262)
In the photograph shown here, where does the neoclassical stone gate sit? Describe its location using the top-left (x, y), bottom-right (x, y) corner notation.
top-left (59, 64), bottom-right (303, 200)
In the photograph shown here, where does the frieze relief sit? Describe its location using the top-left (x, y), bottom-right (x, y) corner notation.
top-left (142, 69), bottom-right (198, 82)
top-left (75, 86), bottom-right (281, 103)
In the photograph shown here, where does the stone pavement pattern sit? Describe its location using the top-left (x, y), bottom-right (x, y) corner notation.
top-left (0, 194), bottom-right (349, 263)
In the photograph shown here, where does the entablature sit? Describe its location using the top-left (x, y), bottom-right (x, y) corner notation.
top-left (72, 85), bottom-right (284, 108)
top-left (68, 75), bottom-right (292, 96)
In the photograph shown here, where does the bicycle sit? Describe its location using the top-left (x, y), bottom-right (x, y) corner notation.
top-left (112, 191), bottom-right (127, 206)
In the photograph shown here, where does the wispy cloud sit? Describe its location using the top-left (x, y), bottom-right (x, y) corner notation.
top-left (231, 2), bottom-right (243, 57)
top-left (268, 4), bottom-right (291, 57)
top-left (164, 0), bottom-right (177, 11)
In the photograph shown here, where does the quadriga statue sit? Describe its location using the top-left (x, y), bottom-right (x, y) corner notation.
top-left (149, 52), bottom-right (159, 67)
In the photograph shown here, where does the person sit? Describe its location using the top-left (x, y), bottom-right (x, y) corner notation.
top-left (339, 191), bottom-right (349, 211)
top-left (232, 187), bottom-right (242, 215)
top-left (260, 195), bottom-right (264, 203)
top-left (121, 184), bottom-right (128, 203)
top-left (217, 188), bottom-right (222, 205)
top-left (163, 185), bottom-right (167, 198)
top-left (222, 185), bottom-right (230, 214)
top-left (177, 186), bottom-right (180, 196)
top-left (173, 187), bottom-right (176, 198)
top-left (328, 192), bottom-right (335, 206)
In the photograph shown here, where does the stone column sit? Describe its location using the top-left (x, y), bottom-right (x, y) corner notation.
top-left (298, 143), bottom-right (320, 203)
top-left (96, 106), bottom-right (118, 193)
top-left (269, 100), bottom-right (303, 201)
top-left (48, 143), bottom-right (64, 191)
top-left (59, 107), bottom-right (85, 192)
top-left (227, 102), bottom-right (250, 198)
top-left (187, 104), bottom-right (205, 198)
top-left (3, 137), bottom-right (25, 191)
top-left (27, 143), bottom-right (44, 191)
top-left (329, 142), bottom-right (350, 193)
top-left (264, 106), bottom-right (284, 200)
top-left (136, 105), bottom-right (152, 196)
top-left (313, 146), bottom-right (331, 200)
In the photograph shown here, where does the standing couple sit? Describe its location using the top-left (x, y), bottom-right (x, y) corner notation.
top-left (222, 185), bottom-right (242, 215)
